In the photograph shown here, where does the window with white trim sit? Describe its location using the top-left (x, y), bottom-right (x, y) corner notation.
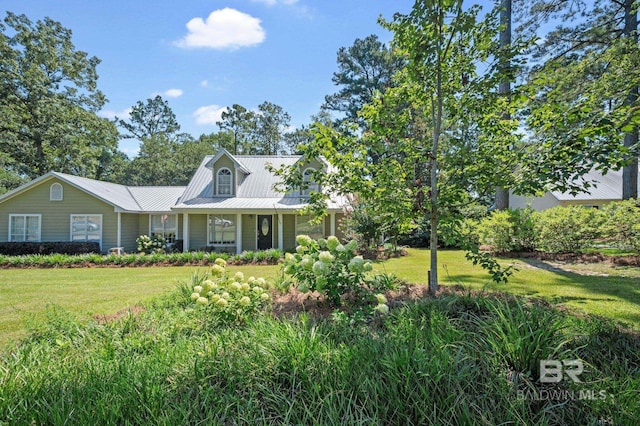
top-left (9, 214), bottom-right (41, 242)
top-left (70, 215), bottom-right (102, 246)
top-left (296, 214), bottom-right (324, 240)
top-left (150, 214), bottom-right (177, 243)
top-left (301, 168), bottom-right (319, 197)
top-left (217, 168), bottom-right (232, 195)
top-left (50, 183), bottom-right (63, 201)
top-left (208, 214), bottom-right (236, 245)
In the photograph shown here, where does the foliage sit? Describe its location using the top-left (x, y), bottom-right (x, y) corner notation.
top-left (0, 12), bottom-right (119, 190)
top-left (536, 206), bottom-right (604, 253)
top-left (465, 247), bottom-right (516, 284)
top-left (116, 95), bottom-right (180, 141)
top-left (1, 293), bottom-right (638, 424)
top-left (0, 241), bottom-right (99, 256)
top-left (477, 208), bottom-right (538, 253)
top-left (186, 258), bottom-right (271, 326)
top-left (135, 234), bottom-right (166, 254)
top-left (282, 235), bottom-right (390, 308)
top-left (601, 198), bottom-right (640, 253)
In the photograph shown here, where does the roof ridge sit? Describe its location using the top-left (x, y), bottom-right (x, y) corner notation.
top-left (125, 186), bottom-right (143, 210)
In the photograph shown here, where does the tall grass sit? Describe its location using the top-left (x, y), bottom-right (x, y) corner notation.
top-left (1, 289), bottom-right (638, 425)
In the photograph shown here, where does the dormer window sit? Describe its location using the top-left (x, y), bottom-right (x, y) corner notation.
top-left (50, 183), bottom-right (63, 201)
top-left (217, 168), bottom-right (232, 195)
top-left (301, 168), bottom-right (319, 197)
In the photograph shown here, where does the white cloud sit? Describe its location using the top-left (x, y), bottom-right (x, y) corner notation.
top-left (250, 0), bottom-right (298, 5)
top-left (98, 107), bottom-right (132, 120)
top-left (175, 8), bottom-right (265, 50)
top-left (163, 88), bottom-right (183, 98)
top-left (194, 105), bottom-right (227, 125)
top-left (200, 80), bottom-right (209, 88)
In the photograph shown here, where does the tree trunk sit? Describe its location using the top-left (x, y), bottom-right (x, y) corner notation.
top-left (622, 0), bottom-right (638, 200)
top-left (495, 0), bottom-right (512, 210)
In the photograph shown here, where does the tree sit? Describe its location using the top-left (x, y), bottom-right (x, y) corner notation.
top-left (0, 12), bottom-right (118, 188)
top-left (217, 104), bottom-right (256, 154)
top-left (518, 0), bottom-right (640, 198)
top-left (117, 95), bottom-right (180, 141)
top-left (323, 34), bottom-right (405, 129)
top-left (253, 101), bottom-right (291, 155)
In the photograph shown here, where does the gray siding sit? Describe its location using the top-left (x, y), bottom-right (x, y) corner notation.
top-left (283, 214), bottom-right (296, 250)
top-left (121, 213), bottom-right (140, 252)
top-left (188, 214), bottom-right (208, 250)
top-left (242, 214), bottom-right (256, 251)
top-left (0, 177), bottom-right (117, 252)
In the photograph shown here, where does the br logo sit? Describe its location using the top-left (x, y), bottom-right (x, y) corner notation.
top-left (540, 359), bottom-right (584, 383)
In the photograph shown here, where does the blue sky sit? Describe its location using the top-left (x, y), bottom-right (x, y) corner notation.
top-left (4, 0), bottom-right (422, 156)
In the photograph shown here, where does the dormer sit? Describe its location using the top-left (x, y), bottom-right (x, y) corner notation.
top-left (206, 148), bottom-right (251, 197)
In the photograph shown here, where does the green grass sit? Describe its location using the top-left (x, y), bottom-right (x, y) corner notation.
top-left (1, 248), bottom-right (638, 349)
top-left (0, 292), bottom-right (638, 425)
top-left (0, 265), bottom-right (278, 348)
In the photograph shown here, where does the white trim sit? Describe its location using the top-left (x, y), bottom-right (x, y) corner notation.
top-left (216, 167), bottom-right (233, 196)
top-left (117, 212), bottom-right (122, 247)
top-left (278, 213), bottom-right (283, 250)
top-left (183, 213), bottom-right (189, 252)
top-left (236, 213), bottom-right (242, 254)
top-left (8, 214), bottom-right (42, 242)
top-left (207, 213), bottom-right (237, 248)
top-left (69, 214), bottom-right (103, 250)
top-left (49, 183), bottom-right (63, 201)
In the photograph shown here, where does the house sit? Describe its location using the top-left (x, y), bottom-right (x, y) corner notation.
top-left (0, 149), bottom-right (348, 253)
top-left (510, 167), bottom-right (640, 210)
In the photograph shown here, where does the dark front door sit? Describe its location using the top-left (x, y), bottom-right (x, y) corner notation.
top-left (257, 215), bottom-right (273, 250)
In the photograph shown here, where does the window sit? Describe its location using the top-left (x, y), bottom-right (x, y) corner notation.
top-left (296, 214), bottom-right (324, 240)
top-left (301, 168), bottom-right (319, 197)
top-left (150, 214), bottom-right (177, 243)
top-left (50, 183), bottom-right (63, 201)
top-left (208, 214), bottom-right (236, 245)
top-left (70, 215), bottom-right (102, 247)
top-left (217, 168), bottom-right (232, 195)
top-left (9, 214), bottom-right (41, 242)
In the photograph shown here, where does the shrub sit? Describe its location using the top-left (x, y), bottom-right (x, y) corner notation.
top-left (0, 241), bottom-right (99, 255)
top-left (135, 234), bottom-right (166, 254)
top-left (187, 258), bottom-right (271, 325)
top-left (601, 199), bottom-right (640, 253)
top-left (282, 235), bottom-right (388, 311)
top-left (477, 208), bottom-right (537, 253)
top-left (536, 206), bottom-right (604, 253)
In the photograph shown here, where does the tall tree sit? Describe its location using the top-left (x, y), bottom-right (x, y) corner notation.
top-left (323, 34), bottom-right (405, 129)
top-left (117, 95), bottom-right (180, 141)
top-left (253, 101), bottom-right (291, 155)
top-left (217, 104), bottom-right (256, 154)
top-left (0, 12), bottom-right (118, 187)
top-left (494, 0), bottom-right (512, 210)
top-left (519, 0), bottom-right (640, 198)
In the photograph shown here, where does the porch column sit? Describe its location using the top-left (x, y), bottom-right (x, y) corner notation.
top-left (236, 213), bottom-right (242, 254)
top-left (116, 212), bottom-right (122, 247)
top-left (330, 213), bottom-right (336, 237)
top-left (183, 213), bottom-right (189, 252)
top-left (278, 213), bottom-right (283, 250)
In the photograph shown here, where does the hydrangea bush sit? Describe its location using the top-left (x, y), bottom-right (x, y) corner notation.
top-left (189, 258), bottom-right (271, 325)
top-left (136, 234), bottom-right (166, 254)
top-left (283, 235), bottom-right (391, 311)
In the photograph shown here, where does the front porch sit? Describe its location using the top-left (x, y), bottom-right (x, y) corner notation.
top-left (181, 212), bottom-right (342, 253)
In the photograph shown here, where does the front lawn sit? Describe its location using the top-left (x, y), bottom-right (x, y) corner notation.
top-left (1, 248), bottom-right (638, 349)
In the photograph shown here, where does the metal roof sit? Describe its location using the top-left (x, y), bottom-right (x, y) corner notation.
top-left (50, 172), bottom-right (142, 211)
top-left (127, 186), bottom-right (187, 212)
top-left (551, 167), bottom-right (640, 201)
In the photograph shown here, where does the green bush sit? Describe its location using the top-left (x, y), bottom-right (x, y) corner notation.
top-left (135, 234), bottom-right (166, 254)
top-left (536, 206), bottom-right (604, 253)
top-left (601, 199), bottom-right (640, 253)
top-left (282, 235), bottom-right (390, 309)
top-left (477, 208), bottom-right (537, 253)
top-left (187, 258), bottom-right (271, 326)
